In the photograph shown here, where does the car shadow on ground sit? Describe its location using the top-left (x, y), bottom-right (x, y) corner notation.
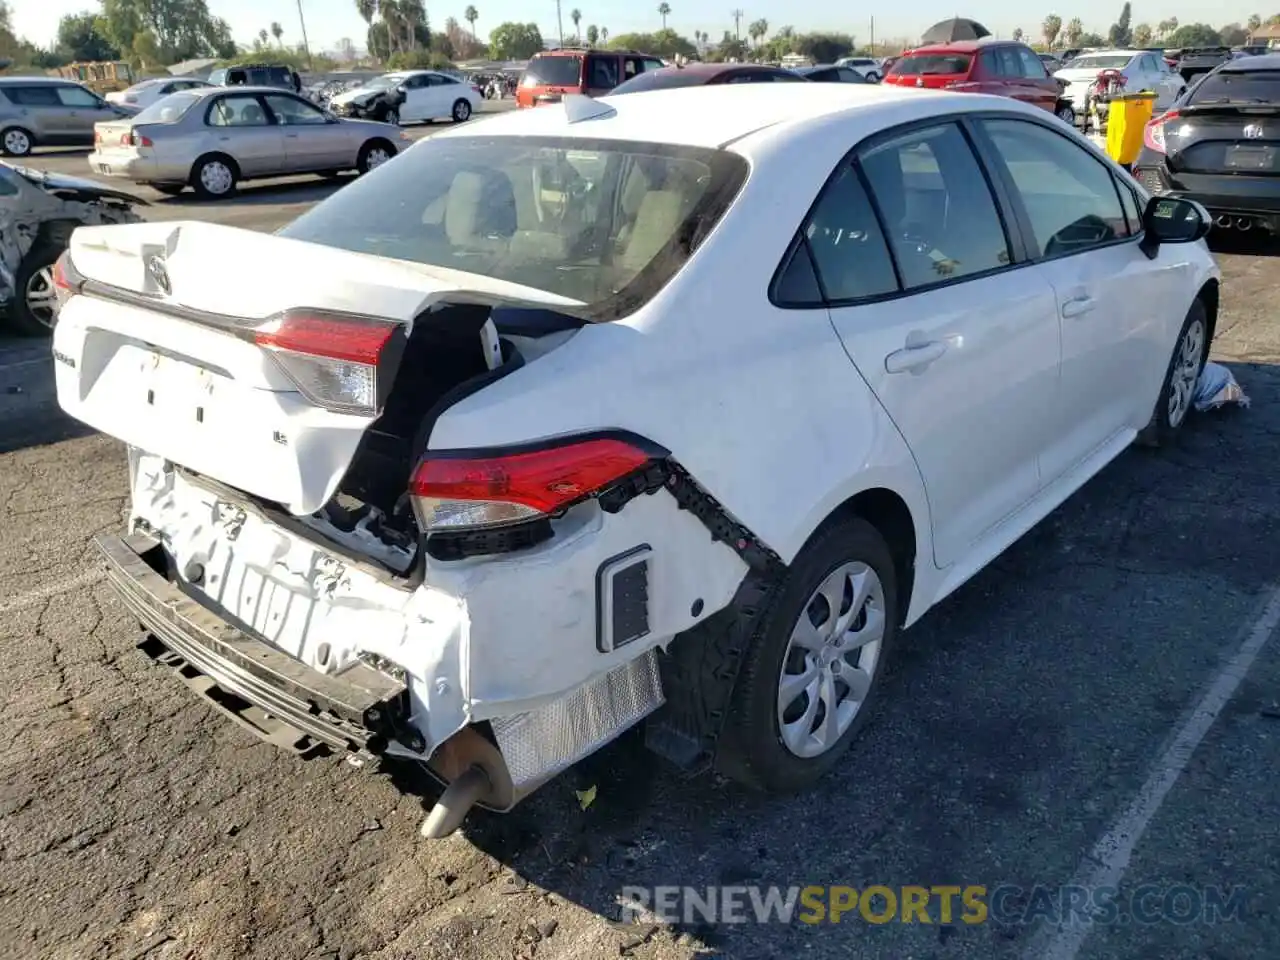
top-left (157, 175), bottom-right (354, 208)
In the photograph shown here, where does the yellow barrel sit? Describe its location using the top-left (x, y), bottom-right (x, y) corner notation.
top-left (1105, 91), bottom-right (1158, 166)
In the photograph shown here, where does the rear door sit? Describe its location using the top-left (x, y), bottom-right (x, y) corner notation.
top-left (808, 120), bottom-right (1061, 566)
top-left (263, 93), bottom-right (348, 170)
top-left (977, 116), bottom-right (1178, 477)
top-left (1016, 46), bottom-right (1061, 111)
top-left (585, 53), bottom-right (621, 96)
top-left (206, 92), bottom-right (285, 176)
top-left (5, 84), bottom-right (63, 140)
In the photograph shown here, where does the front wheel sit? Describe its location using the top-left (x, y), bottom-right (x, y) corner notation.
top-left (452, 98), bottom-right (472, 122)
top-left (10, 243), bottom-right (62, 336)
top-left (1138, 299), bottom-right (1210, 447)
top-left (357, 140), bottom-right (395, 174)
top-left (1056, 103), bottom-right (1076, 125)
top-left (716, 516), bottom-right (899, 793)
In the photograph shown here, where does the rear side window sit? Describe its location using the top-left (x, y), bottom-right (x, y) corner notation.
top-left (133, 91), bottom-right (201, 123)
top-left (1190, 70), bottom-right (1280, 103)
top-left (588, 55), bottom-right (620, 88)
top-left (794, 165), bottom-right (898, 302)
top-left (890, 54), bottom-right (973, 76)
top-left (858, 123), bottom-right (1011, 290)
top-left (1018, 48), bottom-right (1049, 78)
top-left (523, 55), bottom-right (583, 87)
top-left (6, 85), bottom-right (60, 106)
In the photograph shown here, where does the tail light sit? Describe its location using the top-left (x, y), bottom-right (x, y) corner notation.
top-left (125, 132), bottom-right (152, 147)
top-left (253, 310), bottom-right (400, 416)
top-left (1144, 109), bottom-right (1180, 154)
top-left (410, 435), bottom-right (663, 535)
top-left (51, 251), bottom-right (83, 316)
top-left (94, 130), bottom-right (102, 144)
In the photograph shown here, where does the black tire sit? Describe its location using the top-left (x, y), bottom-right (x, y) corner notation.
top-left (357, 139), bottom-right (396, 174)
top-left (716, 516), bottom-right (900, 793)
top-left (1, 125), bottom-right (34, 157)
top-left (1137, 298), bottom-right (1211, 448)
top-left (376, 103), bottom-right (400, 126)
top-left (452, 98), bottom-right (472, 122)
top-left (151, 183), bottom-right (185, 196)
top-left (189, 154), bottom-right (239, 200)
top-left (10, 242), bottom-right (62, 337)
top-left (1056, 103), bottom-right (1076, 125)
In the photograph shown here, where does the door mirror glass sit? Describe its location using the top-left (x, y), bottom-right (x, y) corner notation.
top-left (1143, 196), bottom-right (1211, 244)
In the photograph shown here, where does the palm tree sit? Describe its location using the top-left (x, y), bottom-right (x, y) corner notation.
top-left (1247, 13), bottom-right (1262, 32)
top-left (657, 2), bottom-right (670, 29)
top-left (570, 8), bottom-right (581, 40)
top-left (465, 4), bottom-right (479, 38)
top-left (600, 26), bottom-right (608, 43)
top-left (1041, 14), bottom-right (1061, 49)
top-left (748, 18), bottom-right (767, 48)
top-left (258, 27), bottom-right (269, 48)
top-left (1064, 16), bottom-right (1083, 46)
top-left (586, 24), bottom-right (599, 45)
top-left (270, 21), bottom-right (284, 46)
top-left (400, 0), bottom-right (424, 49)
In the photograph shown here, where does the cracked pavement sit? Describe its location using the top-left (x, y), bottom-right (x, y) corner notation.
top-left (1, 148), bottom-right (1278, 960)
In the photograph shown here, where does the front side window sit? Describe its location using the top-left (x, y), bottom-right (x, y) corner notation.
top-left (265, 94), bottom-right (327, 125)
top-left (278, 136), bottom-right (747, 317)
top-left (793, 165), bottom-right (898, 302)
top-left (208, 94), bottom-right (272, 127)
top-left (858, 123), bottom-right (1011, 290)
top-left (1019, 48), bottom-right (1049, 78)
top-left (983, 118), bottom-right (1131, 258)
top-left (57, 86), bottom-right (102, 107)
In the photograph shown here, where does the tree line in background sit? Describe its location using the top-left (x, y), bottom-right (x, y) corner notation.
top-left (2, 0), bottom-right (1279, 78)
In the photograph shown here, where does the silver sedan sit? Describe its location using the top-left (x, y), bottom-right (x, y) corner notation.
top-left (87, 85), bottom-right (412, 199)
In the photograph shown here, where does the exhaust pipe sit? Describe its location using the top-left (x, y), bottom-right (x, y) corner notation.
top-left (1215, 214), bottom-right (1232, 228)
top-left (1235, 216), bottom-right (1252, 231)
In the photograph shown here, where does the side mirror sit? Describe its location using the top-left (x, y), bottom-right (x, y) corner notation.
top-left (396, 84), bottom-right (409, 94)
top-left (1139, 195), bottom-right (1211, 258)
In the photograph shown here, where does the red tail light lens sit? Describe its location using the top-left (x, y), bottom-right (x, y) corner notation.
top-left (1144, 110), bottom-right (1179, 154)
top-left (410, 437), bottom-right (658, 533)
top-left (51, 251), bottom-right (83, 315)
top-left (254, 311), bottom-right (399, 415)
top-left (126, 133), bottom-right (153, 147)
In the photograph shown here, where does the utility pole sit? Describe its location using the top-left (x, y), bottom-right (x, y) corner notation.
top-left (870, 16), bottom-right (875, 52)
top-left (731, 8), bottom-right (743, 40)
top-left (295, 0), bottom-right (313, 70)
top-left (556, 0), bottom-right (565, 45)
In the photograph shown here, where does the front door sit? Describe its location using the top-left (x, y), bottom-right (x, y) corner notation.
top-left (1016, 46), bottom-right (1061, 112)
top-left (977, 116), bottom-right (1179, 480)
top-left (814, 121), bottom-right (1062, 567)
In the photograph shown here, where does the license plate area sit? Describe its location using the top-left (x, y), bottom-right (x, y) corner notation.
top-left (144, 351), bottom-right (216, 425)
top-left (1225, 144), bottom-right (1276, 171)
top-left (99, 164), bottom-right (111, 175)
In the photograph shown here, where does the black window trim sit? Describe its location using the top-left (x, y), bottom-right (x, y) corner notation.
top-left (967, 112), bottom-right (1146, 263)
top-left (769, 112), bottom-right (1032, 310)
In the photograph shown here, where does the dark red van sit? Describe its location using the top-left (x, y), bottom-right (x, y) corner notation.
top-left (516, 48), bottom-right (667, 107)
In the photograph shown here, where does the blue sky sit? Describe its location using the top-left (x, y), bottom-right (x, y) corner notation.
top-left (12, 0), bottom-right (1269, 53)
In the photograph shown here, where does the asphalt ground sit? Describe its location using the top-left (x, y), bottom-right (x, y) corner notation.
top-left (1, 103), bottom-right (1278, 960)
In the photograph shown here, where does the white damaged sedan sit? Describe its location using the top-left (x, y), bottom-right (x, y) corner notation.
top-left (51, 83), bottom-right (1219, 837)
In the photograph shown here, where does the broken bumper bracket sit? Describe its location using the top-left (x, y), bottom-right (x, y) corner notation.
top-left (95, 532), bottom-right (408, 761)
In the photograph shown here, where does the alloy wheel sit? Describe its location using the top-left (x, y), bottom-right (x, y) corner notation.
top-left (24, 265), bottom-right (57, 330)
top-left (1167, 317), bottom-right (1206, 428)
top-left (3, 128), bottom-right (32, 156)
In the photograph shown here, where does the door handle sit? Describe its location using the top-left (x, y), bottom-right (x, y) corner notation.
top-left (885, 339), bottom-right (948, 374)
top-left (1060, 295), bottom-right (1096, 318)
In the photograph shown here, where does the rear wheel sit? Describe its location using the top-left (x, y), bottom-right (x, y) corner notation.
top-left (1138, 298), bottom-right (1210, 447)
top-left (716, 516), bottom-right (899, 793)
top-left (1, 126), bottom-right (33, 157)
top-left (1056, 102), bottom-right (1076, 125)
top-left (452, 98), bottom-right (472, 122)
top-left (190, 155), bottom-right (238, 200)
top-left (357, 139), bottom-right (395, 174)
top-left (10, 243), bottom-right (61, 336)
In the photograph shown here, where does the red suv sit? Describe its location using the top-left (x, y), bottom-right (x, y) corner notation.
top-left (884, 40), bottom-right (1076, 124)
top-left (516, 48), bottom-right (666, 108)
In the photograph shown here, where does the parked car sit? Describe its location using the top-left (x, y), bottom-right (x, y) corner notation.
top-left (87, 86), bottom-right (411, 199)
top-left (328, 70), bottom-right (481, 124)
top-left (610, 62), bottom-right (808, 94)
top-left (51, 84), bottom-right (1219, 838)
top-left (1134, 53), bottom-right (1280, 235)
top-left (1039, 52), bottom-right (1063, 73)
top-left (517, 48), bottom-right (667, 106)
top-left (1173, 47), bottom-right (1234, 80)
top-left (0, 77), bottom-right (137, 157)
top-left (1053, 49), bottom-right (1187, 121)
top-left (0, 160), bottom-right (144, 335)
top-left (106, 77), bottom-right (214, 108)
top-left (792, 64), bottom-right (870, 84)
top-left (884, 40), bottom-right (1077, 125)
top-left (208, 63), bottom-right (301, 92)
top-left (834, 56), bottom-right (883, 81)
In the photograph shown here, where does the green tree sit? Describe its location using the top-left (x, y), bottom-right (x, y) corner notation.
top-left (795, 31), bottom-right (854, 63)
top-left (465, 4), bottom-right (478, 37)
top-left (1247, 13), bottom-right (1262, 31)
top-left (257, 28), bottom-right (268, 48)
top-left (488, 20), bottom-right (543, 59)
top-left (570, 8), bottom-right (581, 41)
top-left (1041, 14), bottom-right (1062, 48)
top-left (1219, 23), bottom-right (1249, 45)
top-left (586, 24), bottom-right (598, 45)
top-left (387, 47), bottom-right (453, 68)
top-left (102, 0), bottom-right (237, 65)
top-left (1167, 23), bottom-right (1223, 47)
top-left (1156, 17), bottom-right (1177, 40)
top-left (1077, 31), bottom-right (1105, 46)
top-left (1109, 1), bottom-right (1132, 46)
top-left (608, 28), bottom-right (694, 58)
top-left (600, 26), bottom-right (608, 43)
top-left (748, 18), bottom-right (768, 48)
top-left (57, 12), bottom-right (122, 61)
top-left (1133, 23), bottom-right (1153, 46)
top-left (657, 2), bottom-right (670, 30)
top-left (1064, 16), bottom-right (1083, 46)
top-left (1012, 27), bottom-right (1024, 42)
top-left (271, 21), bottom-right (283, 46)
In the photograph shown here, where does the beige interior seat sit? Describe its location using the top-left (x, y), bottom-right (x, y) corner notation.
top-left (616, 190), bottom-right (685, 273)
top-left (445, 170), bottom-right (515, 255)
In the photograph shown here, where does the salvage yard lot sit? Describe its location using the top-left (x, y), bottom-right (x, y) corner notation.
top-left (1, 135), bottom-right (1279, 960)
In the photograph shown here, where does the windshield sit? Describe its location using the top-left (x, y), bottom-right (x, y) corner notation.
top-left (891, 54), bottom-right (973, 76)
top-left (1067, 54), bottom-right (1133, 69)
top-left (363, 74), bottom-right (404, 90)
top-left (277, 135), bottom-right (748, 317)
top-left (132, 91), bottom-right (201, 123)
top-left (522, 56), bottom-right (583, 87)
top-left (1190, 70), bottom-right (1280, 103)
top-left (122, 80), bottom-right (162, 95)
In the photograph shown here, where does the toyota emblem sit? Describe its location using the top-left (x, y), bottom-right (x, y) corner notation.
top-left (1243, 123), bottom-right (1264, 139)
top-left (146, 254), bottom-right (171, 295)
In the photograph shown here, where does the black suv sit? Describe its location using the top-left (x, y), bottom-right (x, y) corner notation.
top-left (208, 63), bottom-right (301, 92)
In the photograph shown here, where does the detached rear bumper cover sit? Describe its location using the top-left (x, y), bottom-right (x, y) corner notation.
top-left (97, 531), bottom-right (407, 757)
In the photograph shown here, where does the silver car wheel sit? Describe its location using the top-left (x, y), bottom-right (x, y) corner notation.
top-left (776, 561), bottom-right (886, 759)
top-left (24, 265), bottom-right (57, 330)
top-left (3, 128), bottom-right (32, 156)
top-left (365, 146), bottom-right (390, 170)
top-left (1056, 104), bottom-right (1076, 124)
top-left (1167, 316), bottom-right (1206, 428)
top-left (199, 160), bottom-right (234, 196)
top-left (453, 99), bottom-right (471, 121)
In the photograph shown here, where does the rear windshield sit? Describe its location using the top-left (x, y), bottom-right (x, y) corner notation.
top-left (611, 69), bottom-right (708, 93)
top-left (1068, 54), bottom-right (1133, 69)
top-left (522, 56), bottom-right (583, 87)
top-left (132, 91), bottom-right (201, 123)
top-left (1190, 70), bottom-right (1280, 103)
top-left (278, 135), bottom-right (748, 318)
top-left (891, 53), bottom-right (973, 76)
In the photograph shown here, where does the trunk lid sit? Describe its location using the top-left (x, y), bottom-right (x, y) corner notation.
top-left (53, 220), bottom-right (582, 516)
top-left (1167, 104), bottom-right (1280, 175)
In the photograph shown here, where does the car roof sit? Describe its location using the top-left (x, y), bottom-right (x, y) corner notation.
top-left (904, 39), bottom-right (1022, 54)
top-left (181, 85), bottom-right (303, 98)
top-left (0, 76), bottom-right (83, 85)
top-left (434, 82), bottom-right (1007, 152)
top-left (1072, 49), bottom-right (1143, 57)
top-left (1219, 53), bottom-right (1280, 71)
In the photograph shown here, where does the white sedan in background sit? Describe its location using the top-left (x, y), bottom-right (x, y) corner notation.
top-left (52, 84), bottom-right (1218, 837)
top-left (329, 69), bottom-right (482, 124)
top-left (105, 77), bottom-right (214, 109)
top-left (1054, 49), bottom-right (1187, 115)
